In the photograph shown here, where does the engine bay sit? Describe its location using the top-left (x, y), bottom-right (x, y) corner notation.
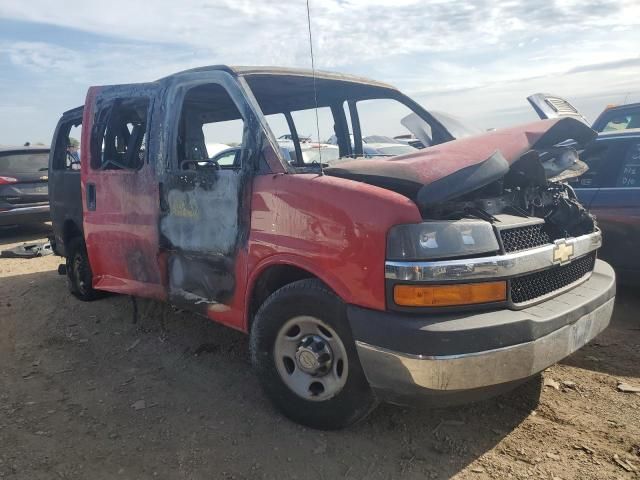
top-left (422, 152), bottom-right (597, 240)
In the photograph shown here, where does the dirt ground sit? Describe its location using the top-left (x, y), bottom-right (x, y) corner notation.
top-left (0, 224), bottom-right (638, 480)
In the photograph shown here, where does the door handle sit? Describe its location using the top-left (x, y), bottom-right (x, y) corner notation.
top-left (87, 183), bottom-right (96, 211)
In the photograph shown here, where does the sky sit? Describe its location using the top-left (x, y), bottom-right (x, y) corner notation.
top-left (1, 0), bottom-right (640, 145)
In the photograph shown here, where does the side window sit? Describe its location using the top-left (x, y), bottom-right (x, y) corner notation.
top-left (92, 98), bottom-right (149, 170)
top-left (264, 113), bottom-right (295, 163)
top-left (355, 99), bottom-right (421, 157)
top-left (290, 107), bottom-right (339, 164)
top-left (291, 107), bottom-right (334, 145)
top-left (615, 141), bottom-right (640, 187)
top-left (602, 113), bottom-right (640, 132)
top-left (177, 84), bottom-right (245, 170)
top-left (52, 118), bottom-right (82, 171)
top-left (573, 140), bottom-right (629, 188)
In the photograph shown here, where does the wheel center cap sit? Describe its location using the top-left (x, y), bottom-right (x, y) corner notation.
top-left (297, 350), bottom-right (318, 370)
top-left (295, 335), bottom-right (333, 375)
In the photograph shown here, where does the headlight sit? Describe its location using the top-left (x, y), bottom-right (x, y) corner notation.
top-left (387, 220), bottom-right (499, 261)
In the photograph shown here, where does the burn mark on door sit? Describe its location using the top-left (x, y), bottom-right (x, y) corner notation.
top-left (158, 74), bottom-right (259, 312)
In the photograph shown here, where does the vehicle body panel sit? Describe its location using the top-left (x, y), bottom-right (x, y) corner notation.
top-left (244, 173), bottom-right (420, 328)
top-left (82, 84), bottom-right (166, 300)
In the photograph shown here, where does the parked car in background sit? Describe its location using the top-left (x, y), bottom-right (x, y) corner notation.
top-left (0, 145), bottom-right (50, 226)
top-left (394, 134), bottom-right (424, 149)
top-left (211, 146), bottom-right (241, 167)
top-left (529, 93), bottom-right (640, 285)
top-left (278, 133), bottom-right (311, 143)
top-left (592, 103), bottom-right (640, 133)
top-left (206, 143), bottom-right (230, 158)
top-left (569, 130), bottom-right (640, 285)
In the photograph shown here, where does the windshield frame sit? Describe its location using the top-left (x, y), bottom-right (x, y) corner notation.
top-left (239, 72), bottom-right (455, 174)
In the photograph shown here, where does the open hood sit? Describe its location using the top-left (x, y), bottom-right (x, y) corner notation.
top-left (527, 93), bottom-right (589, 125)
top-left (324, 117), bottom-right (596, 209)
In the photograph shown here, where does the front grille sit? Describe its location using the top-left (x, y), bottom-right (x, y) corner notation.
top-left (511, 252), bottom-right (596, 304)
top-left (500, 224), bottom-right (551, 253)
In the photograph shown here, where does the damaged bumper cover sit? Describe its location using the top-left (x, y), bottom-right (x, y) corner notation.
top-left (349, 259), bottom-right (615, 405)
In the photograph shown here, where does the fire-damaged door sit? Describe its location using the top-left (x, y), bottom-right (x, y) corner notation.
top-left (158, 71), bottom-right (260, 313)
top-left (83, 84), bottom-right (165, 299)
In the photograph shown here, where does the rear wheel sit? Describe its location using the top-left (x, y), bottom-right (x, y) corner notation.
top-left (66, 237), bottom-right (100, 301)
top-left (250, 279), bottom-right (377, 429)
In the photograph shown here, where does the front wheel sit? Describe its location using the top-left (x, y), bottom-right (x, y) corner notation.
top-left (250, 279), bottom-right (377, 430)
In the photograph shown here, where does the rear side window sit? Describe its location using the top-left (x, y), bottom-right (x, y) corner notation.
top-left (0, 151), bottom-right (49, 174)
top-left (52, 114), bottom-right (82, 171)
top-left (92, 98), bottom-right (149, 170)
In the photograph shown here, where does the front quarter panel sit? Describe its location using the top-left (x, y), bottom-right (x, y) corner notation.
top-left (248, 173), bottom-right (422, 319)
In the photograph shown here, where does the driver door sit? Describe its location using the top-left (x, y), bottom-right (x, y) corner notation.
top-left (158, 71), bottom-right (260, 313)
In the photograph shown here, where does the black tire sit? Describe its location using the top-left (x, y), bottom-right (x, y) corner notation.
top-left (66, 237), bottom-right (101, 301)
top-left (250, 278), bottom-right (377, 429)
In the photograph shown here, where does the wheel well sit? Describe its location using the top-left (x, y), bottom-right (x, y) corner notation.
top-left (63, 220), bottom-right (82, 249)
top-left (248, 264), bottom-right (315, 329)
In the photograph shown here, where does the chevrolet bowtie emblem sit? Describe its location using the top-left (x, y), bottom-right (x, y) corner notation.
top-left (553, 240), bottom-right (574, 265)
top-left (40, 175), bottom-right (48, 181)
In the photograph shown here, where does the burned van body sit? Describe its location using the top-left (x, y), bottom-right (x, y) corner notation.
top-left (49, 66), bottom-right (615, 429)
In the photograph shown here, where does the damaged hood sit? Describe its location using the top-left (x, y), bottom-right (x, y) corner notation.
top-left (324, 117), bottom-right (596, 208)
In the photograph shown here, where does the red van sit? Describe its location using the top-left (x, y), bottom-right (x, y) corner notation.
top-left (49, 66), bottom-right (615, 429)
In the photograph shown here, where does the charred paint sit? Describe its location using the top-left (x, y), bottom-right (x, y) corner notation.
top-left (155, 70), bottom-right (262, 313)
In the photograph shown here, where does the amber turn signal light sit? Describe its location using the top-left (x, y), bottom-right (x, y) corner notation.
top-left (393, 281), bottom-right (507, 307)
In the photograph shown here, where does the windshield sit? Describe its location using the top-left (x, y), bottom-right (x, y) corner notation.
top-left (0, 151), bottom-right (49, 174)
top-left (244, 73), bottom-right (455, 169)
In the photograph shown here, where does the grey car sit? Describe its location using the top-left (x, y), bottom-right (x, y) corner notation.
top-left (0, 146), bottom-right (50, 226)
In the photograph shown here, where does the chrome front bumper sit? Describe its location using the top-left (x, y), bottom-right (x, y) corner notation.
top-left (353, 260), bottom-right (615, 402)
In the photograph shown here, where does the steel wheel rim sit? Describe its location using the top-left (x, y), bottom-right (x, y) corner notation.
top-left (273, 315), bottom-right (348, 402)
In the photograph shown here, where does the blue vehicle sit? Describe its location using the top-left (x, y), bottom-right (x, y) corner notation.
top-left (529, 94), bottom-right (640, 285)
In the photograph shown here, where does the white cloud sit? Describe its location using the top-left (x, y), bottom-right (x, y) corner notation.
top-left (1, 0), bottom-right (639, 70)
top-left (1, 0), bottom-right (640, 144)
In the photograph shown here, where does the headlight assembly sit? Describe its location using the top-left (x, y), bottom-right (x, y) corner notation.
top-left (386, 220), bottom-right (499, 261)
